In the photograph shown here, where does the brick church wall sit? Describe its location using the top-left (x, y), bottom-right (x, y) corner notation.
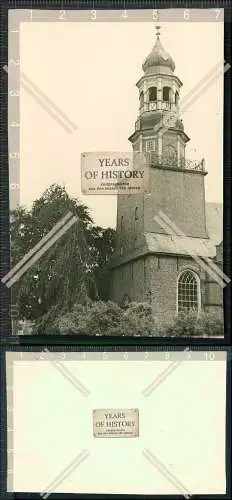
top-left (110, 253), bottom-right (223, 327)
top-left (145, 168), bottom-right (208, 238)
top-left (110, 258), bottom-right (147, 304)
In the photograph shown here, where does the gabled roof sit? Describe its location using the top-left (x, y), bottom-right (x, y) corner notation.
top-left (145, 233), bottom-right (216, 258)
top-left (144, 202), bottom-right (223, 258)
top-left (110, 202), bottom-right (223, 269)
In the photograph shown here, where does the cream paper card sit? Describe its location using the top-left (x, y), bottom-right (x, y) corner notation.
top-left (6, 351), bottom-right (227, 495)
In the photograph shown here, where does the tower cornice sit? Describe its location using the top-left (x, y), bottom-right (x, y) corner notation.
top-left (136, 73), bottom-right (183, 89)
top-left (128, 127), bottom-right (190, 144)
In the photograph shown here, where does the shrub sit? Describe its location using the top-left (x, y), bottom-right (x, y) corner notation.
top-left (194, 310), bottom-right (224, 337)
top-left (56, 300), bottom-right (156, 336)
top-left (57, 300), bottom-right (124, 336)
top-left (34, 300), bottom-right (223, 338)
top-left (122, 302), bottom-right (157, 336)
top-left (162, 310), bottom-right (224, 337)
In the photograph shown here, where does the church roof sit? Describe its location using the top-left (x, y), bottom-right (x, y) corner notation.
top-left (142, 32), bottom-right (175, 73)
top-left (145, 233), bottom-right (216, 259)
top-left (144, 201), bottom-right (223, 259)
top-left (205, 202), bottom-right (223, 246)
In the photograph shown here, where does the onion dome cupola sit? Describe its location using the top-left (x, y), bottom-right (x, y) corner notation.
top-left (129, 25), bottom-right (191, 168)
top-left (142, 26), bottom-right (175, 74)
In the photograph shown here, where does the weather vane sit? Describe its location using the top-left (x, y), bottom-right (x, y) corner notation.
top-left (155, 25), bottom-right (161, 39)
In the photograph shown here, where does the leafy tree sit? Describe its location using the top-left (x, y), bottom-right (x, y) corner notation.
top-left (86, 226), bottom-right (116, 300)
top-left (10, 184), bottom-right (116, 327)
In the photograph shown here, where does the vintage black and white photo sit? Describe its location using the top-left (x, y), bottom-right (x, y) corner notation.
top-left (8, 9), bottom-right (225, 337)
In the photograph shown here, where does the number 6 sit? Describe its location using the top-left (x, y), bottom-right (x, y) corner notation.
top-left (184, 10), bottom-right (190, 20)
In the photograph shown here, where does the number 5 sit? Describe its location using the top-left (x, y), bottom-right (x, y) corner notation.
top-left (153, 10), bottom-right (159, 21)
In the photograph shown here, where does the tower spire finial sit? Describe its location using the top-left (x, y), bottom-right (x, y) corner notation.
top-left (155, 25), bottom-right (161, 40)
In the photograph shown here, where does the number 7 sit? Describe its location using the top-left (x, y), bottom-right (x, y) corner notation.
top-left (214, 9), bottom-right (221, 19)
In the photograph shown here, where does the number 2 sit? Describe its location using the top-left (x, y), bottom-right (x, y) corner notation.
top-left (59, 10), bottom-right (66, 20)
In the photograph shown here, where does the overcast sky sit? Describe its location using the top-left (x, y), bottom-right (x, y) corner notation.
top-left (19, 16), bottom-right (223, 228)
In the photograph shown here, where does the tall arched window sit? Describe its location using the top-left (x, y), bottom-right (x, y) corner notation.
top-left (135, 207), bottom-right (139, 220)
top-left (175, 91), bottom-right (179, 105)
top-left (139, 91), bottom-right (144, 108)
top-left (177, 270), bottom-right (201, 315)
top-left (163, 86), bottom-right (171, 102)
top-left (148, 87), bottom-right (157, 102)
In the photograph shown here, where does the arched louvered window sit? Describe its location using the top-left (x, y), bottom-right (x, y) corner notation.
top-left (177, 270), bottom-right (201, 315)
top-left (163, 86), bottom-right (171, 102)
top-left (148, 87), bottom-right (157, 102)
top-left (139, 91), bottom-right (144, 108)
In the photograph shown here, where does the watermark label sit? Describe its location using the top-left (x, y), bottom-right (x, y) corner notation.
top-left (93, 408), bottom-right (139, 438)
top-left (81, 152), bottom-right (150, 195)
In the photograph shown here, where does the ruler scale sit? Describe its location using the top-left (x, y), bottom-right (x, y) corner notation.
top-left (2, 344), bottom-right (232, 360)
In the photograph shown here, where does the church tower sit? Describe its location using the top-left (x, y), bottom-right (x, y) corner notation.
top-left (109, 26), bottom-right (223, 325)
